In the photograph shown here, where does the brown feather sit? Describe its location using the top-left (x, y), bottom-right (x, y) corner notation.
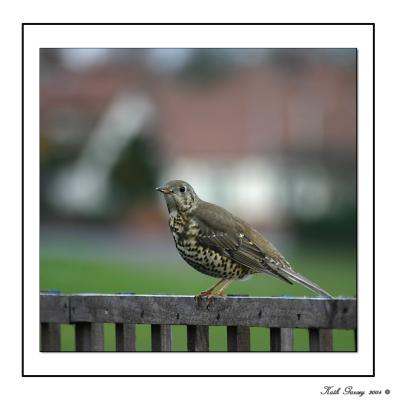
top-left (194, 201), bottom-right (294, 284)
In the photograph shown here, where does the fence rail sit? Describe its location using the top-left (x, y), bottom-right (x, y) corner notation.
top-left (40, 293), bottom-right (357, 352)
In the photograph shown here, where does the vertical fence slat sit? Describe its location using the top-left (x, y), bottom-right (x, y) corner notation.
top-left (41, 323), bottom-right (61, 351)
top-left (309, 328), bottom-right (333, 351)
top-left (151, 324), bottom-right (172, 351)
top-left (354, 329), bottom-right (357, 351)
top-left (75, 322), bottom-right (104, 351)
top-left (115, 323), bottom-right (136, 351)
top-left (227, 326), bottom-right (251, 351)
top-left (270, 328), bottom-right (293, 351)
top-left (187, 325), bottom-right (209, 351)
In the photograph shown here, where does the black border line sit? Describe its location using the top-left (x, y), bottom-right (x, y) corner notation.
top-left (23, 22), bottom-right (374, 25)
top-left (22, 22), bottom-right (375, 378)
top-left (372, 22), bottom-right (376, 376)
top-left (22, 22), bottom-right (25, 378)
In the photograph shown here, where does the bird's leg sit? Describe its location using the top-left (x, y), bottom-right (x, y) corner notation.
top-left (217, 278), bottom-right (236, 296)
top-left (206, 278), bottom-right (236, 307)
top-left (194, 278), bottom-right (225, 303)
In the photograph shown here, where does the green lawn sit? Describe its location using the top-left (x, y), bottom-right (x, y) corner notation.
top-left (40, 244), bottom-right (356, 351)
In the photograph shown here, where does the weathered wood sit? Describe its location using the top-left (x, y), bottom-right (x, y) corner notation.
top-left (354, 329), bottom-right (357, 351)
top-left (46, 294), bottom-right (357, 329)
top-left (115, 323), bottom-right (136, 351)
top-left (75, 322), bottom-right (104, 351)
top-left (227, 326), bottom-right (251, 351)
top-left (270, 328), bottom-right (294, 351)
top-left (309, 328), bottom-right (333, 351)
top-left (41, 322), bottom-right (61, 351)
top-left (187, 325), bottom-right (209, 351)
top-left (151, 325), bottom-right (172, 351)
top-left (40, 294), bottom-right (70, 323)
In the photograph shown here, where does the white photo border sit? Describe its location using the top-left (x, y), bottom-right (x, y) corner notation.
top-left (23, 23), bottom-right (374, 377)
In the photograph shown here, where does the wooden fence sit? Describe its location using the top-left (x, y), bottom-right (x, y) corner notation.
top-left (40, 293), bottom-right (357, 352)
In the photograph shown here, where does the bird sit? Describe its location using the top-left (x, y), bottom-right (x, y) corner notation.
top-left (156, 179), bottom-right (333, 302)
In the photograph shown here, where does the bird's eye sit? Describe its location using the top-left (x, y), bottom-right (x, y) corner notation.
top-left (179, 186), bottom-right (186, 193)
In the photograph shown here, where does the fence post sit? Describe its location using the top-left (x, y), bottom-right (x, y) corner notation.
top-left (354, 329), bottom-right (357, 351)
top-left (151, 325), bottom-right (172, 351)
top-left (75, 322), bottom-right (104, 351)
top-left (270, 328), bottom-right (294, 351)
top-left (41, 323), bottom-right (61, 351)
top-left (187, 325), bottom-right (209, 351)
top-left (309, 328), bottom-right (333, 351)
top-left (116, 323), bottom-right (136, 351)
top-left (227, 326), bottom-right (251, 351)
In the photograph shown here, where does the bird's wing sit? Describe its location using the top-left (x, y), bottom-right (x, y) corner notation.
top-left (194, 201), bottom-right (333, 298)
top-left (194, 202), bottom-right (294, 284)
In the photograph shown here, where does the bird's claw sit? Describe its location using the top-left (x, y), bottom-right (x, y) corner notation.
top-left (194, 292), bottom-right (225, 308)
top-left (194, 290), bottom-right (213, 305)
top-left (206, 293), bottom-right (225, 309)
top-left (194, 294), bottom-right (202, 305)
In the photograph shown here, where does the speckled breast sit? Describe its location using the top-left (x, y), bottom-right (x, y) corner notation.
top-left (168, 211), bottom-right (248, 279)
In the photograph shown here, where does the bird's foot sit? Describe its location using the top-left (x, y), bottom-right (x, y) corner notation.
top-left (194, 290), bottom-right (213, 305)
top-left (205, 292), bottom-right (225, 308)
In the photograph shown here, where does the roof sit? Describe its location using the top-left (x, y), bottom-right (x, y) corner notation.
top-left (41, 62), bottom-right (356, 157)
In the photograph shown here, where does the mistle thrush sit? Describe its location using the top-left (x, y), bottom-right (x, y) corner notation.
top-left (156, 180), bottom-right (332, 300)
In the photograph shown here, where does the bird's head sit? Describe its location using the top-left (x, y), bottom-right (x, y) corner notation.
top-left (156, 180), bottom-right (199, 213)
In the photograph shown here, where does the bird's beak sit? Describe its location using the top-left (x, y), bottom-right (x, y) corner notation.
top-left (156, 186), bottom-right (173, 194)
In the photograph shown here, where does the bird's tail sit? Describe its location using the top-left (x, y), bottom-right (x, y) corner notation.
top-left (281, 269), bottom-right (333, 298)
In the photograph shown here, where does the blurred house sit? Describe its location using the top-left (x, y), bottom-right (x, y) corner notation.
top-left (40, 49), bottom-right (356, 231)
